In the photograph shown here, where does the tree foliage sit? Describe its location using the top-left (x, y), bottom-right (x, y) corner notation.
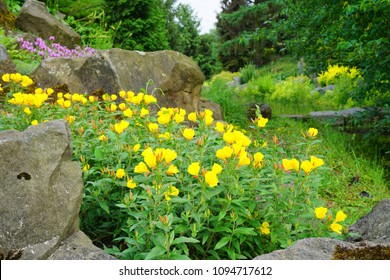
top-left (216, 0), bottom-right (284, 71)
top-left (283, 0), bottom-right (390, 104)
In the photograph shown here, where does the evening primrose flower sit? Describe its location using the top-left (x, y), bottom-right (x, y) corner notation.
top-left (166, 164), bottom-right (179, 176)
top-left (259, 222), bottom-right (270, 235)
top-left (157, 113), bottom-right (171, 125)
top-left (301, 156), bottom-right (324, 174)
top-left (307, 127), bottom-right (318, 138)
top-left (114, 120), bottom-right (129, 134)
top-left (31, 120), bottom-right (38, 126)
top-left (164, 185), bottom-right (179, 201)
top-left (148, 123), bottom-right (159, 133)
top-left (257, 117), bottom-right (268, 128)
top-left (315, 207), bottom-right (328, 220)
top-left (83, 164), bottom-right (90, 172)
top-left (211, 163), bottom-right (223, 174)
top-left (182, 128), bottom-right (195, 140)
top-left (144, 94), bottom-right (157, 105)
top-left (126, 178), bottom-right (137, 189)
top-left (188, 162), bottom-right (200, 177)
top-left (123, 108), bottom-right (133, 118)
top-left (99, 135), bottom-right (108, 141)
top-left (334, 210), bottom-right (347, 223)
top-left (215, 121), bottom-right (225, 133)
top-left (63, 100), bottom-right (72, 108)
top-left (2, 73), bottom-right (10, 82)
top-left (159, 132), bottom-right (171, 140)
top-left (188, 112), bottom-right (197, 122)
top-left (253, 152), bottom-right (264, 163)
top-left (216, 146), bottom-right (234, 161)
top-left (134, 162), bottom-right (149, 174)
top-left (116, 168), bottom-right (126, 179)
top-left (205, 171), bottom-right (218, 187)
top-left (66, 115), bottom-right (76, 124)
top-left (162, 148), bottom-right (177, 164)
top-left (133, 144), bottom-right (141, 152)
top-left (140, 108), bottom-right (149, 117)
top-left (23, 107), bottom-right (32, 115)
top-left (330, 222), bottom-right (343, 234)
top-left (282, 158), bottom-right (300, 172)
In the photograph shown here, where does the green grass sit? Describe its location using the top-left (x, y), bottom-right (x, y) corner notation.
top-left (249, 116), bottom-right (389, 225)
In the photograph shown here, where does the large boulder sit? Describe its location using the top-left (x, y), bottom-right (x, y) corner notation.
top-left (0, 120), bottom-right (114, 260)
top-left (31, 49), bottom-right (208, 116)
top-left (15, 0), bottom-right (81, 48)
top-left (254, 199), bottom-right (390, 260)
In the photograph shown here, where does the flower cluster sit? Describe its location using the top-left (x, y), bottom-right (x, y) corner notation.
top-left (2, 73), bottom-right (33, 87)
top-left (282, 156), bottom-right (324, 174)
top-left (315, 207), bottom-right (347, 234)
top-left (18, 36), bottom-right (95, 59)
top-left (318, 64), bottom-right (361, 86)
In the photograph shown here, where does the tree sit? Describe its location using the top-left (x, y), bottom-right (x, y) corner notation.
top-left (104, 0), bottom-right (169, 51)
top-left (216, 0), bottom-right (283, 71)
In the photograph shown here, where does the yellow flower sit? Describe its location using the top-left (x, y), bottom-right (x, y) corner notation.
top-left (114, 120), bottom-right (129, 134)
top-left (223, 131), bottom-right (235, 144)
top-left (21, 75), bottom-right (33, 87)
top-left (159, 132), bottom-right (171, 140)
top-left (11, 73), bottom-right (22, 83)
top-left (99, 135), bottom-right (108, 141)
top-left (83, 164), bottom-right (90, 172)
top-left (330, 222), bottom-right (343, 234)
top-left (205, 171), bottom-right (218, 187)
top-left (118, 103), bottom-right (127, 110)
top-left (23, 107), bottom-right (32, 115)
top-left (133, 144), bottom-right (141, 152)
top-left (140, 108), bottom-right (149, 117)
top-left (127, 178), bottom-right (137, 189)
top-left (174, 113), bottom-right (185, 123)
top-left (123, 108), bottom-right (133, 118)
top-left (216, 146), bottom-right (233, 161)
top-left (211, 163), bottom-right (223, 174)
top-left (254, 152), bottom-right (264, 163)
top-left (143, 148), bottom-right (157, 168)
top-left (66, 115), bottom-right (76, 124)
top-left (63, 100), bottom-right (72, 108)
top-left (157, 113), bottom-right (171, 125)
top-left (163, 148), bottom-right (177, 164)
top-left (188, 162), bottom-right (200, 176)
top-left (144, 94), bottom-right (157, 104)
top-left (148, 123), bottom-right (159, 133)
top-left (134, 162), bottom-right (149, 173)
top-left (2, 73), bottom-right (10, 82)
top-left (164, 185), bottom-right (179, 201)
top-left (238, 151), bottom-right (251, 166)
top-left (315, 207), bottom-right (328, 220)
top-left (119, 90), bottom-right (127, 99)
top-left (257, 117), bottom-right (268, 128)
top-left (116, 168), bottom-right (126, 179)
top-left (46, 88), bottom-right (54, 96)
top-left (131, 93), bottom-right (144, 105)
top-left (282, 158), bottom-right (300, 172)
top-left (204, 115), bottom-right (214, 126)
top-left (215, 121), bottom-right (225, 133)
top-left (166, 164), bottom-right (179, 176)
top-left (259, 222), bottom-right (270, 235)
top-left (64, 93), bottom-right (72, 100)
top-left (307, 127), bottom-right (318, 138)
top-left (188, 112), bottom-right (197, 122)
top-left (31, 120), bottom-right (38, 126)
top-left (311, 156), bottom-right (324, 169)
top-left (88, 96), bottom-right (96, 103)
top-left (111, 94), bottom-right (118, 101)
top-left (182, 128), bottom-right (195, 140)
top-left (334, 210), bottom-right (347, 223)
top-left (110, 103), bottom-right (117, 112)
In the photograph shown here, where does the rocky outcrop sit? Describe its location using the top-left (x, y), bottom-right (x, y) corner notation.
top-left (254, 199), bottom-right (390, 260)
top-left (15, 0), bottom-right (81, 48)
top-left (0, 120), bottom-right (114, 260)
top-left (31, 49), bottom-right (208, 116)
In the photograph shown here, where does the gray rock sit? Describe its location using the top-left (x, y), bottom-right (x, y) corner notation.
top-left (349, 199), bottom-right (390, 245)
top-left (31, 49), bottom-right (207, 116)
top-left (48, 231), bottom-right (116, 260)
top-left (0, 120), bottom-right (83, 255)
top-left (312, 84), bottom-right (335, 94)
top-left (0, 44), bottom-right (17, 77)
top-left (254, 238), bottom-right (353, 260)
top-left (16, 0), bottom-right (81, 48)
top-left (199, 97), bottom-right (224, 121)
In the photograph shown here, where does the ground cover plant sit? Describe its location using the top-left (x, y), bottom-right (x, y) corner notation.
top-left (0, 72), bottom-right (361, 260)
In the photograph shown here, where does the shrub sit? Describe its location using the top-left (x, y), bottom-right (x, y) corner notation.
top-left (1, 73), bottom-right (350, 260)
top-left (240, 63), bottom-right (257, 84)
top-left (268, 75), bottom-right (313, 106)
top-left (241, 75), bottom-right (275, 103)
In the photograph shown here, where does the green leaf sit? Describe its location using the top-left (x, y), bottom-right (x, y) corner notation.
top-left (170, 253), bottom-right (191, 260)
top-left (145, 246), bottom-right (166, 260)
top-left (214, 236), bottom-right (230, 250)
top-left (233, 227), bottom-right (257, 236)
top-left (98, 200), bottom-right (110, 214)
top-left (171, 236), bottom-right (200, 245)
top-left (218, 211), bottom-right (226, 221)
top-left (93, 146), bottom-right (104, 159)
